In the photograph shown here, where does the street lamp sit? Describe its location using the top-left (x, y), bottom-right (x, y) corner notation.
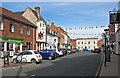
top-left (102, 33), bottom-right (107, 67)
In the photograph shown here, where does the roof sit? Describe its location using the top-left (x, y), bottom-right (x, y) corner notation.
top-left (16, 7), bottom-right (46, 24)
top-left (15, 11), bottom-right (24, 16)
top-left (0, 7), bottom-right (37, 28)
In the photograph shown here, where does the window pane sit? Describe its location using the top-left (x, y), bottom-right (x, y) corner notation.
top-left (27, 27), bottom-right (30, 36)
top-left (10, 23), bottom-right (14, 32)
top-left (0, 22), bottom-right (4, 30)
top-left (34, 51), bottom-right (39, 54)
top-left (19, 25), bottom-right (23, 34)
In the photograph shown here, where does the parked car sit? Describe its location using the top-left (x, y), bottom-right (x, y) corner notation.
top-left (70, 49), bottom-right (75, 53)
top-left (93, 48), bottom-right (101, 53)
top-left (73, 48), bottom-right (79, 52)
top-left (58, 48), bottom-right (67, 55)
top-left (11, 50), bottom-right (42, 64)
top-left (67, 49), bottom-right (72, 54)
top-left (55, 49), bottom-right (64, 57)
top-left (39, 49), bottom-right (57, 60)
top-left (83, 48), bottom-right (89, 51)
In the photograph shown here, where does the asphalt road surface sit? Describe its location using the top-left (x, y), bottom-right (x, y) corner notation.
top-left (2, 51), bottom-right (102, 77)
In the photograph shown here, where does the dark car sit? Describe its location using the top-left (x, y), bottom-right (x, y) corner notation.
top-left (73, 48), bottom-right (79, 52)
top-left (39, 49), bottom-right (57, 60)
top-left (93, 48), bottom-right (101, 53)
top-left (83, 48), bottom-right (89, 51)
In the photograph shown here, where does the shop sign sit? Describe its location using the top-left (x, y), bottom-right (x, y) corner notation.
top-left (8, 39), bottom-right (24, 43)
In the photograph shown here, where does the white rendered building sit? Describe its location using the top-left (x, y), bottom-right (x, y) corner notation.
top-left (76, 38), bottom-right (98, 50)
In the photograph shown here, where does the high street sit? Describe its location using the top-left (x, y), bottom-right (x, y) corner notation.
top-left (2, 51), bottom-right (102, 77)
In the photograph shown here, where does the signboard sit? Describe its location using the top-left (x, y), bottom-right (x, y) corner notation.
top-left (110, 13), bottom-right (117, 24)
top-left (9, 51), bottom-right (14, 57)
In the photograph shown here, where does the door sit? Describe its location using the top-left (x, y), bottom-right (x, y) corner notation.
top-left (22, 51), bottom-right (33, 62)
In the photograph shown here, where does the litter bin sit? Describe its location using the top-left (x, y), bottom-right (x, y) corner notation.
top-left (3, 51), bottom-right (9, 66)
top-left (106, 50), bottom-right (111, 62)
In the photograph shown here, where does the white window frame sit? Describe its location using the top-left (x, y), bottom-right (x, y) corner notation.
top-left (27, 27), bottom-right (30, 36)
top-left (0, 21), bottom-right (4, 30)
top-left (19, 25), bottom-right (23, 34)
top-left (10, 23), bottom-right (14, 33)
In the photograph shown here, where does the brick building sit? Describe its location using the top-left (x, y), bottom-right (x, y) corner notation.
top-left (16, 7), bottom-right (47, 51)
top-left (0, 7), bottom-right (37, 54)
top-left (71, 39), bottom-right (76, 49)
top-left (48, 22), bottom-right (70, 49)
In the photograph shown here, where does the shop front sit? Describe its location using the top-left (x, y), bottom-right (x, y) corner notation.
top-left (115, 29), bottom-right (120, 54)
top-left (0, 37), bottom-right (24, 57)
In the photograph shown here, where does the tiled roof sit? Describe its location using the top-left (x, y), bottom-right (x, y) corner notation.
top-left (15, 11), bottom-right (24, 16)
top-left (0, 7), bottom-right (37, 28)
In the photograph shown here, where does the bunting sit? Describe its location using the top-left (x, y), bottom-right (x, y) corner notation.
top-left (65, 26), bottom-right (106, 30)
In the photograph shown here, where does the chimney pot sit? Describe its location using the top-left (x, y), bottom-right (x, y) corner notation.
top-left (34, 7), bottom-right (40, 15)
top-left (51, 22), bottom-right (54, 26)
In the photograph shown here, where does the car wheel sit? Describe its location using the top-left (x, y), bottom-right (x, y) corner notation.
top-left (21, 58), bottom-right (27, 65)
top-left (31, 59), bottom-right (36, 64)
top-left (48, 56), bottom-right (52, 60)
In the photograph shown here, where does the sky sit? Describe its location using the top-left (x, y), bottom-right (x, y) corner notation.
top-left (1, 2), bottom-right (119, 39)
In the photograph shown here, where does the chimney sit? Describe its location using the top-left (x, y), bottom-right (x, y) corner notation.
top-left (51, 22), bottom-right (54, 26)
top-left (34, 7), bottom-right (40, 17)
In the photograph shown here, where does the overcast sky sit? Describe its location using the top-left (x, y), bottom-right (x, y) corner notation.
top-left (1, 2), bottom-right (119, 39)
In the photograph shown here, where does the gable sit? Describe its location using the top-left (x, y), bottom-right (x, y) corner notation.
top-left (22, 8), bottom-right (38, 25)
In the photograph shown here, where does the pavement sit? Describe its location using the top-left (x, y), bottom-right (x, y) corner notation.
top-left (99, 53), bottom-right (119, 78)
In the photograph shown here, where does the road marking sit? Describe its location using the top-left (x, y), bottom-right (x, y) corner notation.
top-left (95, 53), bottom-right (104, 78)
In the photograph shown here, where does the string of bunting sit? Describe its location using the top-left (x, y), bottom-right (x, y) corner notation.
top-left (68, 33), bottom-right (102, 36)
top-left (65, 26), bottom-right (106, 30)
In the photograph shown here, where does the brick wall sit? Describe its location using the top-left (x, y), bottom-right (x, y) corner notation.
top-left (1, 17), bottom-right (36, 50)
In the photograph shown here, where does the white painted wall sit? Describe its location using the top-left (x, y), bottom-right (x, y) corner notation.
top-left (64, 34), bottom-right (68, 44)
top-left (46, 33), bottom-right (58, 50)
top-left (36, 20), bottom-right (46, 42)
top-left (76, 39), bottom-right (98, 50)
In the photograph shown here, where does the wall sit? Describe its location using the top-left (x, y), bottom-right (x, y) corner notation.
top-left (76, 38), bottom-right (98, 50)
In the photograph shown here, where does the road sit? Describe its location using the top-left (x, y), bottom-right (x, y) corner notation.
top-left (2, 51), bottom-right (102, 77)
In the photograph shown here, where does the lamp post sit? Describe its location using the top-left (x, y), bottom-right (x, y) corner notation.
top-left (102, 33), bottom-right (107, 67)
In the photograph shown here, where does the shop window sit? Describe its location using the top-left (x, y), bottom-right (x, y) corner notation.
top-left (19, 25), bottom-right (23, 34)
top-left (8, 43), bottom-right (13, 51)
top-left (27, 27), bottom-right (30, 36)
top-left (0, 42), bottom-right (4, 51)
top-left (0, 21), bottom-right (4, 30)
top-left (10, 23), bottom-right (14, 33)
top-left (27, 42), bottom-right (30, 50)
top-left (15, 44), bottom-right (20, 53)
